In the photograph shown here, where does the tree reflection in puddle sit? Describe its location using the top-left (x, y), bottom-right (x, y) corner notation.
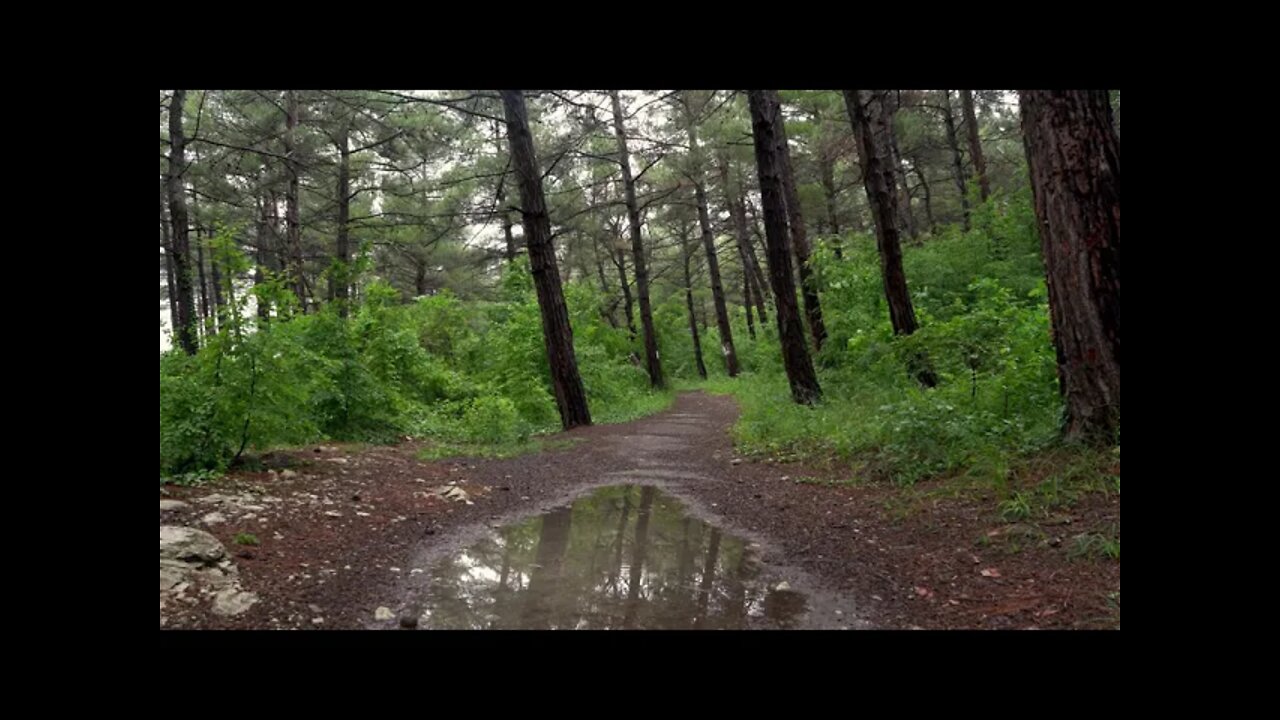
top-left (412, 485), bottom-right (809, 629)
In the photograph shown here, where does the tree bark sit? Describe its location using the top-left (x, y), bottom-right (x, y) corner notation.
top-left (611, 242), bottom-right (637, 340)
top-left (718, 156), bottom-right (771, 322)
top-left (166, 89), bottom-right (199, 355)
top-left (912, 162), bottom-right (936, 234)
top-left (941, 90), bottom-right (972, 230)
top-left (683, 94), bottom-right (739, 376)
top-left (748, 90), bottom-right (821, 405)
top-left (195, 223), bottom-right (210, 330)
top-left (1019, 90), bottom-right (1121, 442)
top-left (774, 102), bottom-right (828, 352)
top-left (493, 121), bottom-right (517, 263)
top-left (254, 189), bottom-right (271, 322)
top-left (960, 89), bottom-right (991, 202)
top-left (501, 90), bottom-right (592, 429)
top-left (161, 187), bottom-right (179, 333)
top-left (681, 227), bottom-right (708, 380)
top-left (846, 90), bottom-right (938, 387)
top-left (609, 90), bottom-right (664, 388)
top-left (284, 90), bottom-right (307, 311)
top-left (740, 246), bottom-right (757, 340)
top-left (332, 122), bottom-right (352, 316)
top-left (818, 153), bottom-right (843, 258)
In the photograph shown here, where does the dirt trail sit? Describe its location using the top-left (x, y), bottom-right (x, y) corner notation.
top-left (160, 391), bottom-right (1119, 629)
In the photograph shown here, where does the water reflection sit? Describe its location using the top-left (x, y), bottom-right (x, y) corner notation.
top-left (412, 485), bottom-right (808, 629)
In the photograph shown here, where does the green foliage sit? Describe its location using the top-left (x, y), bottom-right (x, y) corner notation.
top-left (710, 190), bottom-right (1070, 484)
top-left (1068, 529), bottom-right (1121, 562)
top-left (233, 533), bottom-right (260, 546)
top-left (160, 248), bottom-right (674, 478)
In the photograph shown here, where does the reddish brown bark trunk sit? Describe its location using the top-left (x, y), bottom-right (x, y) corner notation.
top-left (846, 90), bottom-right (937, 387)
top-left (1019, 90), bottom-right (1121, 442)
top-left (166, 89), bottom-right (199, 355)
top-left (610, 90), bottom-right (664, 389)
top-left (501, 90), bottom-right (592, 429)
top-left (774, 105), bottom-right (828, 352)
top-left (960, 89), bottom-right (991, 202)
top-left (748, 90), bottom-right (821, 405)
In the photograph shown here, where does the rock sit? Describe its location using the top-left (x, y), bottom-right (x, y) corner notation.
top-left (281, 470), bottom-right (299, 479)
top-left (201, 512), bottom-right (227, 525)
top-left (195, 493), bottom-right (233, 505)
top-left (389, 567), bottom-right (401, 573)
top-left (311, 617), bottom-right (324, 625)
top-left (731, 458), bottom-right (742, 465)
top-left (375, 606), bottom-right (395, 621)
top-left (775, 581), bottom-right (791, 592)
top-left (160, 562), bottom-right (186, 591)
top-left (160, 526), bottom-right (226, 564)
top-left (325, 510), bottom-right (343, 518)
top-left (159, 499), bottom-right (189, 511)
top-left (308, 604), bottom-right (323, 613)
top-left (211, 588), bottom-right (258, 616)
top-left (410, 568), bottom-right (423, 575)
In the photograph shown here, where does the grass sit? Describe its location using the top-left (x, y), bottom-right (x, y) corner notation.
top-left (233, 532), bottom-right (260, 546)
top-left (1068, 528), bottom-right (1121, 561)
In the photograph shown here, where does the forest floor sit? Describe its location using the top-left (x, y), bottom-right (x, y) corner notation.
top-left (159, 391), bottom-right (1120, 630)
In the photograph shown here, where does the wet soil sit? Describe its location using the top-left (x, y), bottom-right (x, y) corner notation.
top-left (159, 392), bottom-right (1120, 630)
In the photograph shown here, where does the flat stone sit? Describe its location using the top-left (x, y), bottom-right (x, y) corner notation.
top-left (160, 499), bottom-right (189, 511)
top-left (211, 588), bottom-right (259, 616)
top-left (201, 512), bottom-right (227, 525)
top-left (160, 526), bottom-right (226, 563)
top-left (375, 606), bottom-right (395, 621)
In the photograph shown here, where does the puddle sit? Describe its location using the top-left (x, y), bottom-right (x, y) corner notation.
top-left (400, 485), bottom-right (825, 629)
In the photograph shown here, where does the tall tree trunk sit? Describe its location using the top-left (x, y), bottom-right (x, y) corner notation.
top-left (195, 223), bottom-right (210, 332)
top-left (818, 154), bottom-right (843, 258)
top-left (846, 90), bottom-right (938, 388)
top-left (774, 103), bottom-right (828, 352)
top-left (612, 242), bottom-right (637, 340)
top-left (414, 261), bottom-right (428, 296)
top-left (591, 236), bottom-right (619, 328)
top-left (284, 90), bottom-right (307, 312)
top-left (1019, 90), bottom-right (1121, 442)
top-left (609, 90), bottom-right (664, 389)
top-left (941, 90), bottom-right (972, 230)
top-left (332, 122), bottom-right (352, 316)
top-left (719, 156), bottom-right (771, 321)
top-left (166, 89), bottom-right (199, 355)
top-left (740, 249), bottom-right (757, 340)
top-left (748, 90), bottom-right (822, 405)
top-left (683, 95), bottom-right (739, 377)
top-left (886, 109), bottom-right (919, 240)
top-left (493, 121), bottom-right (517, 263)
top-left (501, 90), bottom-right (592, 429)
top-left (193, 145), bottom-right (224, 321)
top-left (960, 89), bottom-right (991, 202)
top-left (882, 93), bottom-right (918, 240)
top-left (254, 189), bottom-right (271, 322)
top-left (161, 188), bottom-right (179, 333)
top-left (681, 227), bottom-right (708, 380)
top-left (912, 163), bottom-right (936, 234)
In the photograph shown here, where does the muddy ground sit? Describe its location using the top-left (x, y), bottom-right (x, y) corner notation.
top-left (159, 392), bottom-right (1120, 630)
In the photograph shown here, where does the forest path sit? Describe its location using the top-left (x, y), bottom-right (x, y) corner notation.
top-left (161, 392), bottom-right (1118, 629)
